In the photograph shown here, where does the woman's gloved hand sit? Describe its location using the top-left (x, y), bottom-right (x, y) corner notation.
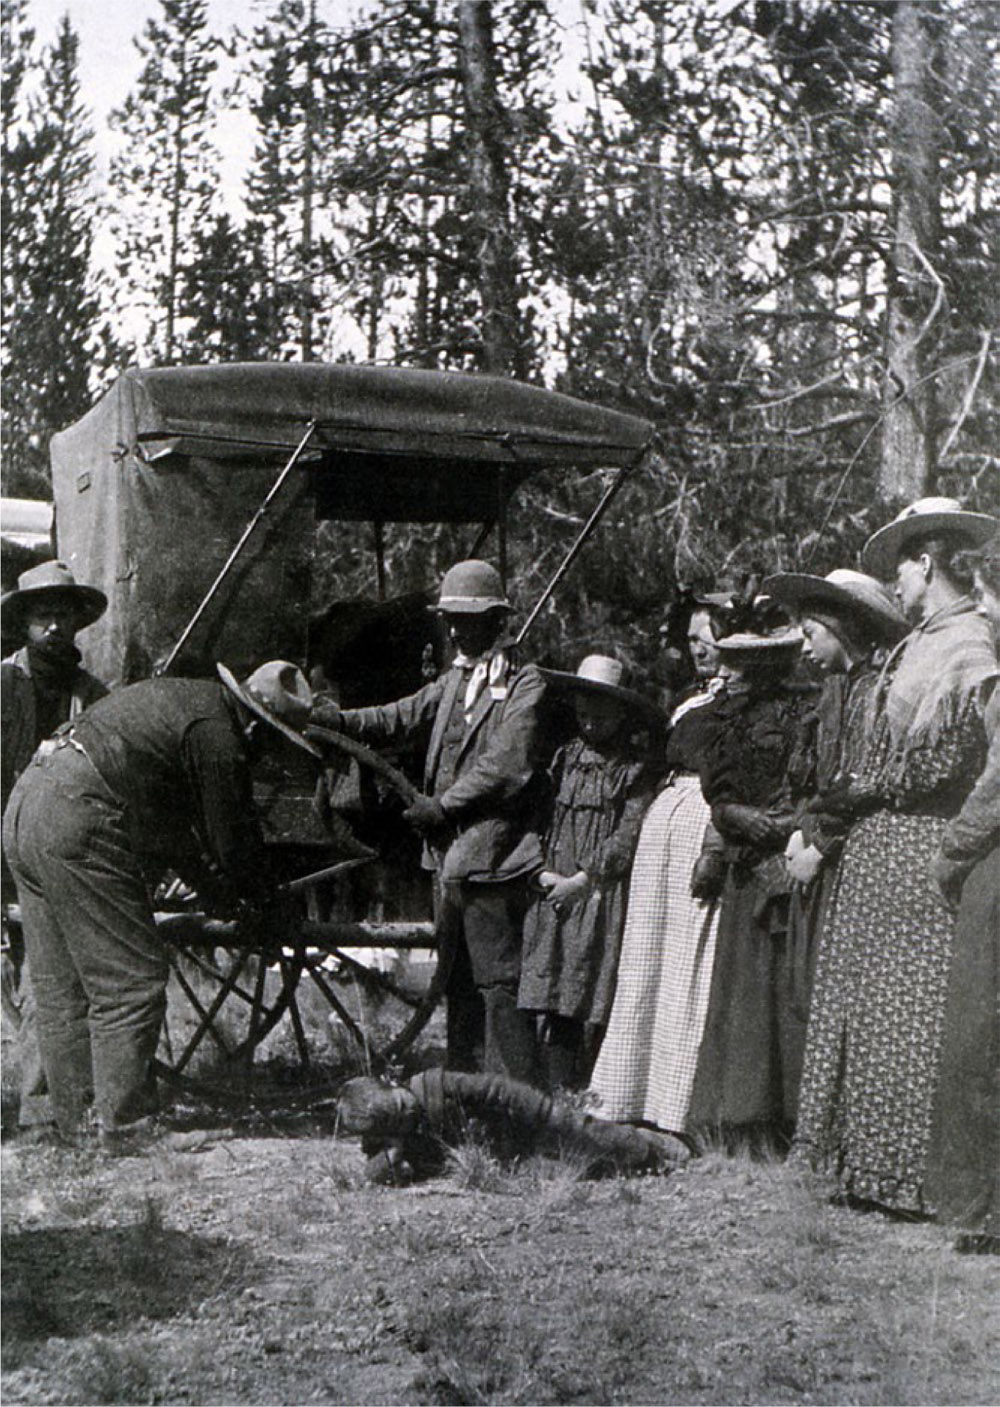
top-left (690, 852), bottom-right (726, 901)
top-left (784, 830), bottom-right (824, 887)
top-left (715, 803), bottom-right (784, 845)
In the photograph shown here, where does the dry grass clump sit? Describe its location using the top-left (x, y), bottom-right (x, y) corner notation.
top-left (444, 1135), bottom-right (509, 1194)
top-left (405, 1287), bottom-right (660, 1405)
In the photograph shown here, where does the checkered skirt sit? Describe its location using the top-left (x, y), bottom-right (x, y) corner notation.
top-left (589, 774), bottom-right (719, 1132)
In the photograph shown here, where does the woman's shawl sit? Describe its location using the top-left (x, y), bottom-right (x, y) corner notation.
top-left (865, 599), bottom-right (998, 809)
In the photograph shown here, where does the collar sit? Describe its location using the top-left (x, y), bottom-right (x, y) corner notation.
top-left (914, 595), bottom-right (978, 636)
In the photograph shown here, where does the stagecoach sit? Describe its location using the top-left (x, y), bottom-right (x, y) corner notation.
top-left (48, 362), bottom-right (656, 1091)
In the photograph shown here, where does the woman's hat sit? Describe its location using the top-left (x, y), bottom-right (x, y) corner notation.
top-left (542, 654), bottom-right (665, 725)
top-left (713, 625), bottom-right (803, 654)
top-left (217, 660), bottom-right (321, 757)
top-left (861, 498), bottom-right (998, 580)
top-left (1, 559), bottom-right (107, 637)
top-left (761, 569), bottom-right (908, 644)
top-left (434, 560), bottom-right (510, 614)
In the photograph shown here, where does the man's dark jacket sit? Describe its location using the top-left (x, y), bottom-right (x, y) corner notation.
top-left (327, 657), bottom-right (548, 883)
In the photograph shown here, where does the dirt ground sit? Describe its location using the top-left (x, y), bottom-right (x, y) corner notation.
top-left (3, 1088), bottom-right (999, 1407)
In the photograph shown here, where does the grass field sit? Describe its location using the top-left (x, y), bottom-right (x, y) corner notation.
top-left (3, 1103), bottom-right (998, 1406)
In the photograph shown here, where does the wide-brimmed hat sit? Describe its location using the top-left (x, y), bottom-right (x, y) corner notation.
top-left (1, 559), bottom-right (107, 637)
top-left (542, 654), bottom-right (665, 725)
top-left (762, 569), bottom-right (907, 644)
top-left (434, 560), bottom-right (510, 614)
top-left (217, 660), bottom-right (320, 758)
top-left (714, 625), bottom-right (803, 654)
top-left (862, 498), bottom-right (998, 580)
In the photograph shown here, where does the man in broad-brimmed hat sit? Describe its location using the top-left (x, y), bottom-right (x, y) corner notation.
top-left (2, 559), bottom-right (109, 813)
top-left (2, 560), bottom-right (111, 1134)
top-left (313, 560), bottom-right (549, 1084)
top-left (2, 660), bottom-right (319, 1152)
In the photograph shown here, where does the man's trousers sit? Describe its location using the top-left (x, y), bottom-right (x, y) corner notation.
top-left (2, 746), bottom-right (166, 1136)
top-left (436, 877), bottom-right (538, 1086)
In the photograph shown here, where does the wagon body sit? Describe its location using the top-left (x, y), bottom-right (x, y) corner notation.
top-left (47, 363), bottom-right (656, 1086)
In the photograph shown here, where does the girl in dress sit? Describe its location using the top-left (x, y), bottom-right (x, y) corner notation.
top-left (518, 655), bottom-right (663, 1090)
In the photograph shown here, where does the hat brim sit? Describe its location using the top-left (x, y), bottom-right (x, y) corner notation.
top-left (217, 663), bottom-right (321, 758)
top-left (861, 512), bottom-right (997, 580)
top-left (432, 598), bottom-right (511, 615)
top-left (541, 669), bottom-right (666, 726)
top-left (714, 629), bottom-right (803, 653)
top-left (0, 582), bottom-right (107, 635)
top-left (762, 573), bottom-right (907, 644)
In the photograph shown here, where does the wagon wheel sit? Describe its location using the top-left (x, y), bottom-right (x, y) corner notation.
top-left (154, 913), bottom-right (306, 1093)
top-left (294, 920), bottom-right (443, 1075)
top-left (301, 723), bottom-right (446, 1071)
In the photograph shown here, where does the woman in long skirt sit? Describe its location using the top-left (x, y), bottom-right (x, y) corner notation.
top-left (589, 602), bottom-right (726, 1134)
top-left (795, 499), bottom-right (997, 1215)
top-left (762, 569), bottom-right (908, 1123)
top-left (684, 625), bottom-right (808, 1140)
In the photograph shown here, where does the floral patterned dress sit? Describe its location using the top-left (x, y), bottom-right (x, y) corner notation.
top-left (794, 600), bottom-right (997, 1213)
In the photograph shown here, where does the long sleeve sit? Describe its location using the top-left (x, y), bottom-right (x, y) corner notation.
top-left (333, 676), bottom-right (447, 753)
top-left (588, 762), bottom-right (659, 883)
top-left (937, 688), bottom-right (1000, 874)
top-left (183, 718), bottom-right (273, 907)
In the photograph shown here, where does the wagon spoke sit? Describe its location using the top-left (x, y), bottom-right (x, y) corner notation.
top-left (173, 949), bottom-right (252, 1072)
top-left (280, 953), bottom-right (312, 1069)
top-left (167, 952), bottom-right (237, 1064)
top-left (302, 955), bottom-right (373, 1063)
top-left (179, 946), bottom-right (262, 1010)
top-left (326, 947), bottom-right (424, 1009)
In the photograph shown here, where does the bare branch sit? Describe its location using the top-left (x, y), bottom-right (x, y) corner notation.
top-left (938, 330), bottom-right (992, 462)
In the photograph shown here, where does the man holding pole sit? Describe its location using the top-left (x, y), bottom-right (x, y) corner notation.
top-left (312, 560), bottom-right (549, 1084)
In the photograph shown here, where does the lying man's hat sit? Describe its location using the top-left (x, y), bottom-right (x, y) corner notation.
top-left (761, 568), bottom-right (907, 644)
top-left (435, 560), bottom-right (511, 614)
top-left (861, 498), bottom-right (997, 581)
top-left (217, 660), bottom-right (321, 757)
top-left (542, 654), bottom-right (664, 726)
top-left (1, 559), bottom-right (107, 637)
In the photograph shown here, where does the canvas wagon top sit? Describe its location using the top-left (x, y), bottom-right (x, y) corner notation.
top-left (49, 363), bottom-right (655, 685)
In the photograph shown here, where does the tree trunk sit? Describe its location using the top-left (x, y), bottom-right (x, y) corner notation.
top-left (457, 0), bottom-right (522, 375)
top-left (299, 0), bottom-right (317, 361)
top-left (880, 0), bottom-right (942, 500)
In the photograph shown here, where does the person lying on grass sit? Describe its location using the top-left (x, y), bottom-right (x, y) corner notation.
top-left (337, 1067), bottom-right (692, 1185)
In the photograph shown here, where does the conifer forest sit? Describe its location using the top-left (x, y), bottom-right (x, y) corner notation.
top-left (2, 0), bottom-right (997, 671)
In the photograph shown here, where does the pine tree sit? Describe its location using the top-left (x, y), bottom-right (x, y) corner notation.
top-left (242, 0), bottom-right (349, 361)
top-left (108, 0), bottom-right (221, 364)
top-left (1, 6), bottom-right (102, 497)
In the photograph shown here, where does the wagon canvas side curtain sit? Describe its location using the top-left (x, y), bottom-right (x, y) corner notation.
top-left (50, 375), bottom-right (313, 687)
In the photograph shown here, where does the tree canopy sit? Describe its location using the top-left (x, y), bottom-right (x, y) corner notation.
top-left (3, 0), bottom-right (997, 675)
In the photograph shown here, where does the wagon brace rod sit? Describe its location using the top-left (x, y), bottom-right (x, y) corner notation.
top-left (157, 418), bottom-right (320, 676)
top-left (514, 457), bottom-right (640, 646)
top-left (282, 855), bottom-right (374, 895)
